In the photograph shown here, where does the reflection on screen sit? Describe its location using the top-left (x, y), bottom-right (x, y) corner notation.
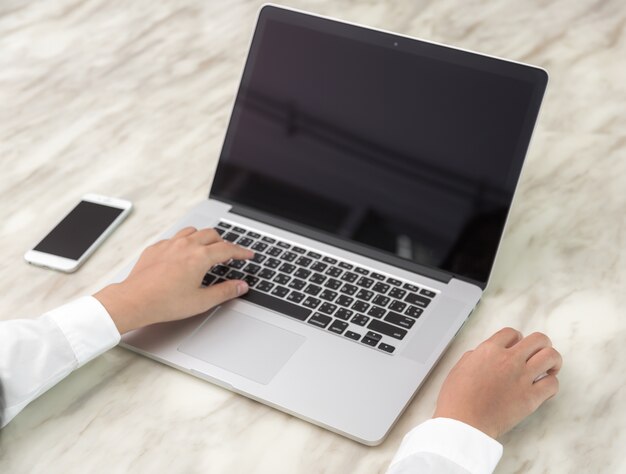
top-left (212, 14), bottom-right (544, 284)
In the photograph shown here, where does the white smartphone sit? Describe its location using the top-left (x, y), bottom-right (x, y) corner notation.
top-left (24, 193), bottom-right (132, 273)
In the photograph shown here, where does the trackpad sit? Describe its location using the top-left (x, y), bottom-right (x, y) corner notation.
top-left (178, 307), bottom-right (305, 385)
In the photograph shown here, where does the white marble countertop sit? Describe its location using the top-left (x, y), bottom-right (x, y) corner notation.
top-left (1, 0), bottom-right (625, 472)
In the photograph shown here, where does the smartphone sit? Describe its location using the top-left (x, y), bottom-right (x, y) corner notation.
top-left (24, 194), bottom-right (132, 272)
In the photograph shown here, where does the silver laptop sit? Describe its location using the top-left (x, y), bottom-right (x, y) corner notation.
top-left (116, 5), bottom-right (548, 445)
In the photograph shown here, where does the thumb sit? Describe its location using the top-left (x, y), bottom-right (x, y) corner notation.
top-left (201, 279), bottom-right (249, 308)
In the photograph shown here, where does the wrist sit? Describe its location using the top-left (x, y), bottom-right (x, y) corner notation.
top-left (94, 283), bottom-right (142, 335)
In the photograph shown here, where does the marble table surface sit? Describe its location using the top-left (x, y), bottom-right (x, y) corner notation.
top-left (1, 0), bottom-right (625, 472)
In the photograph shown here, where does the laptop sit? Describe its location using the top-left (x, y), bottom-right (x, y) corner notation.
top-left (116, 4), bottom-right (548, 445)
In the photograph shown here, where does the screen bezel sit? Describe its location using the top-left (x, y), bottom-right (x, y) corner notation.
top-left (210, 5), bottom-right (548, 289)
top-left (24, 194), bottom-right (132, 272)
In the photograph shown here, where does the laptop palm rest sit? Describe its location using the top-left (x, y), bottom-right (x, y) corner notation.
top-left (178, 307), bottom-right (305, 385)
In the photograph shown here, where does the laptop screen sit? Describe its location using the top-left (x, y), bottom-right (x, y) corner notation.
top-left (211, 6), bottom-right (547, 286)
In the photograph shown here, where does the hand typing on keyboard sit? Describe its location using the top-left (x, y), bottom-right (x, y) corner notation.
top-left (94, 226), bottom-right (253, 334)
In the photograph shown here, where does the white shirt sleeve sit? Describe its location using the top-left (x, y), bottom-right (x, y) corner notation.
top-left (387, 417), bottom-right (503, 474)
top-left (0, 296), bottom-right (120, 428)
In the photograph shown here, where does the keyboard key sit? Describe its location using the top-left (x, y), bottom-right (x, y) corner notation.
top-left (294, 268), bottom-right (312, 279)
top-left (344, 330), bottom-right (361, 340)
top-left (385, 311), bottom-right (416, 329)
top-left (224, 232), bottom-right (241, 242)
top-left (281, 252), bottom-right (298, 262)
top-left (354, 267), bottom-right (369, 275)
top-left (340, 284), bottom-right (358, 295)
top-left (325, 267), bottom-right (342, 277)
top-left (373, 282), bottom-right (390, 293)
top-left (405, 293), bottom-right (431, 308)
top-left (251, 253), bottom-right (267, 264)
top-left (202, 273), bottom-right (216, 286)
top-left (267, 247), bottom-right (283, 257)
top-left (405, 305), bottom-right (424, 318)
top-left (233, 226), bottom-right (246, 234)
top-left (389, 288), bottom-right (407, 299)
top-left (367, 306), bottom-right (386, 319)
top-left (355, 289), bottom-right (374, 301)
top-left (256, 280), bottom-right (274, 293)
top-left (341, 272), bottom-right (358, 283)
top-left (420, 289), bottom-right (437, 298)
top-left (288, 278), bottom-right (307, 290)
top-left (240, 289), bottom-right (311, 321)
top-left (367, 319), bottom-right (407, 340)
top-left (387, 277), bottom-right (402, 286)
top-left (247, 231), bottom-right (261, 239)
top-left (302, 296), bottom-right (321, 309)
top-left (292, 246), bottom-right (306, 254)
top-left (277, 241), bottom-right (290, 249)
top-left (335, 308), bottom-right (353, 320)
top-left (328, 319), bottom-right (348, 334)
top-left (265, 258), bottom-right (281, 269)
top-left (324, 278), bottom-right (342, 290)
top-left (378, 343), bottom-right (395, 353)
top-left (215, 227), bottom-right (225, 235)
top-left (389, 301), bottom-right (407, 312)
top-left (212, 265), bottom-right (229, 276)
top-left (229, 259), bottom-right (247, 269)
top-left (218, 221), bottom-right (232, 229)
top-left (307, 251), bottom-right (322, 259)
top-left (241, 264), bottom-right (260, 276)
top-left (319, 302), bottom-right (337, 315)
top-left (243, 275), bottom-right (259, 287)
top-left (303, 284), bottom-right (322, 296)
top-left (271, 285), bottom-right (289, 298)
top-left (251, 242), bottom-right (268, 252)
top-left (352, 301), bottom-right (370, 313)
top-left (403, 283), bottom-right (420, 292)
top-left (258, 268), bottom-right (276, 280)
top-left (287, 291), bottom-right (305, 304)
top-left (371, 272), bottom-right (385, 281)
top-left (273, 274), bottom-right (291, 285)
top-left (319, 290), bottom-right (338, 302)
top-left (366, 331), bottom-right (382, 341)
top-left (339, 262), bottom-right (353, 270)
top-left (226, 270), bottom-right (245, 280)
top-left (322, 256), bottom-right (337, 264)
top-left (310, 273), bottom-right (327, 284)
top-left (311, 262), bottom-right (328, 272)
top-left (262, 236), bottom-right (276, 244)
top-left (278, 263), bottom-right (296, 274)
top-left (356, 277), bottom-right (374, 288)
top-left (336, 295), bottom-right (354, 307)
top-left (361, 336), bottom-right (378, 347)
top-left (237, 237), bottom-right (254, 247)
top-left (350, 314), bottom-right (370, 326)
top-left (308, 312), bottom-right (332, 328)
top-left (295, 256), bottom-right (313, 267)
top-left (372, 295), bottom-right (390, 307)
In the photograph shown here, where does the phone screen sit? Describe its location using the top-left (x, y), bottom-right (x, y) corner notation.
top-left (34, 201), bottom-right (124, 260)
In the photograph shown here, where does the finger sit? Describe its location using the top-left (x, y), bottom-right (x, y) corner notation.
top-left (481, 327), bottom-right (522, 349)
top-left (514, 332), bottom-right (552, 361)
top-left (532, 374), bottom-right (560, 405)
top-left (527, 347), bottom-right (563, 380)
top-left (188, 228), bottom-right (222, 245)
top-left (173, 226), bottom-right (197, 239)
top-left (205, 241), bottom-right (254, 266)
top-left (201, 279), bottom-right (249, 307)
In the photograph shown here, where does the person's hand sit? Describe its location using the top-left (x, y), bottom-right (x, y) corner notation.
top-left (433, 327), bottom-right (562, 439)
top-left (94, 226), bottom-right (254, 334)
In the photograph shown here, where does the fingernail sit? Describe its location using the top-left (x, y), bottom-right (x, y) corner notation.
top-left (237, 282), bottom-right (249, 296)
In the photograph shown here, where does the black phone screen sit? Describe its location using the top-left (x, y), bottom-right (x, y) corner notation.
top-left (34, 201), bottom-right (124, 260)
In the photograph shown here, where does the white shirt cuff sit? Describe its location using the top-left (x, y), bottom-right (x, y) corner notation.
top-left (46, 296), bottom-right (121, 367)
top-left (389, 418), bottom-right (503, 474)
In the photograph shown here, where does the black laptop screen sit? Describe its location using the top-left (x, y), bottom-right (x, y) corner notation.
top-left (211, 6), bottom-right (547, 286)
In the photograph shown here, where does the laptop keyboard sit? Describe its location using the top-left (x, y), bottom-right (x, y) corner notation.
top-left (201, 220), bottom-right (438, 355)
